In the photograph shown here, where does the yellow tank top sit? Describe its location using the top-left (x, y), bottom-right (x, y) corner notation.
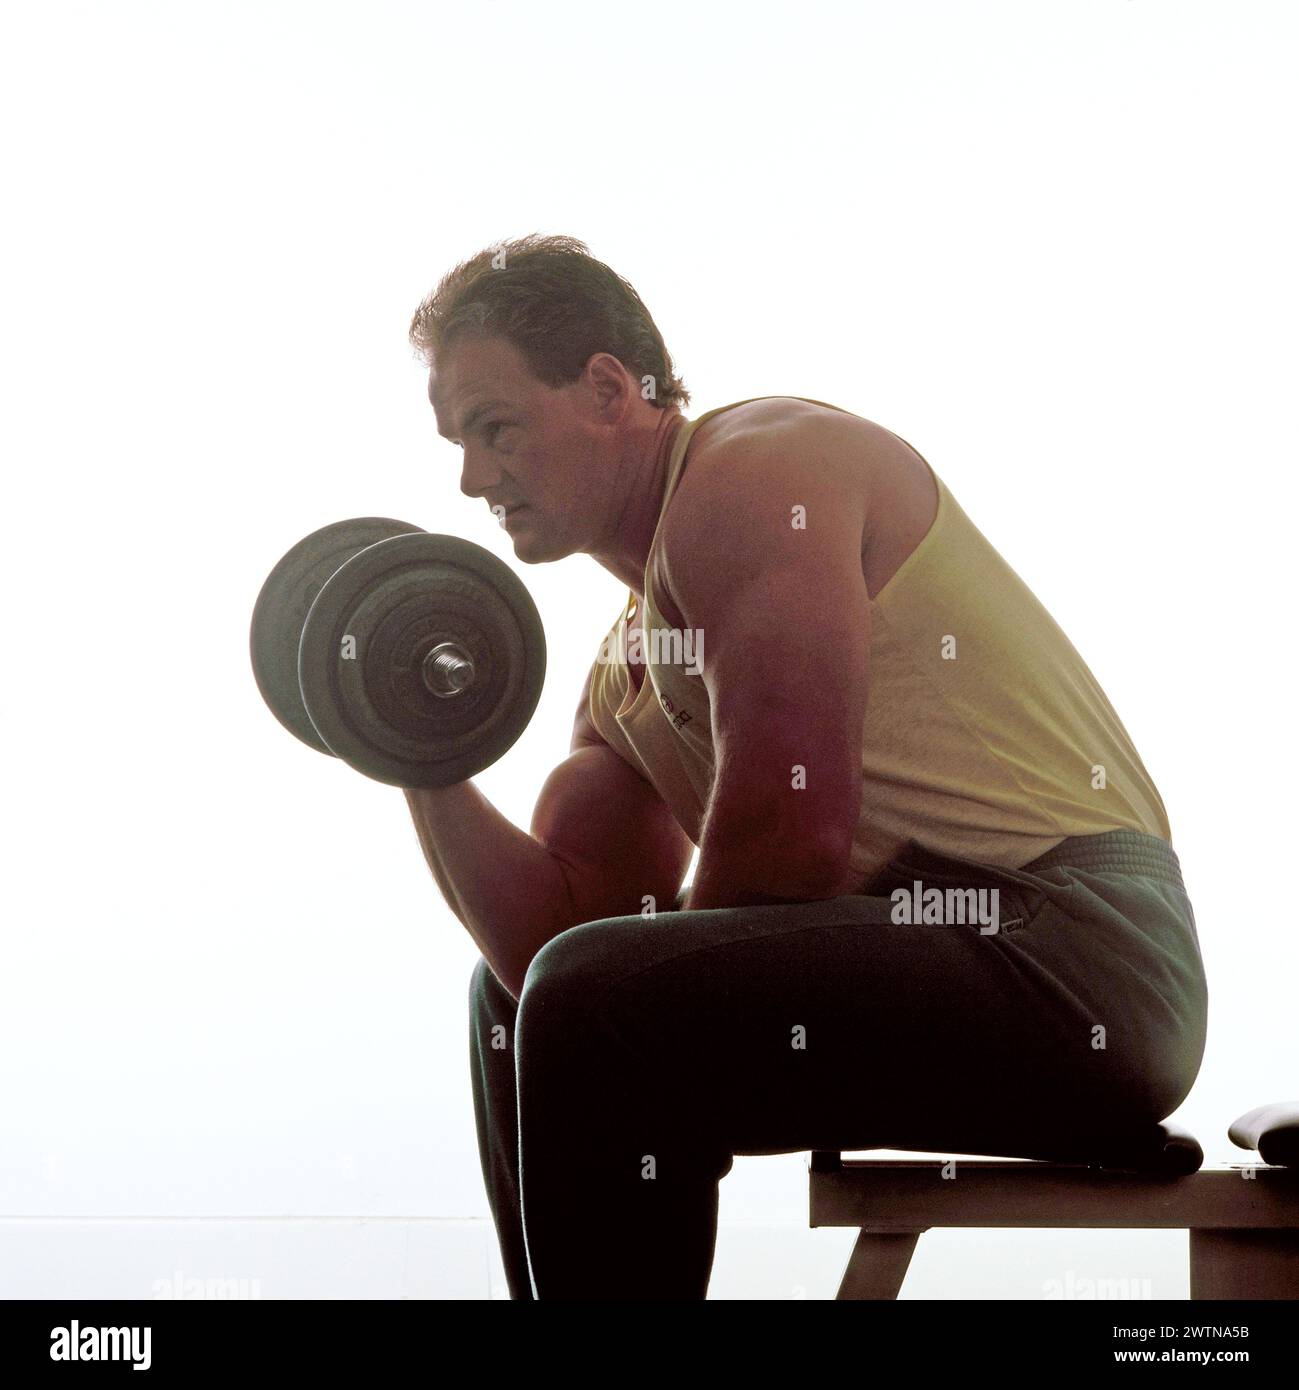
top-left (587, 396), bottom-right (1173, 890)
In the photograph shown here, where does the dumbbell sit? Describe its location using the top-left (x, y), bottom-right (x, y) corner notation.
top-left (250, 517), bottom-right (546, 788)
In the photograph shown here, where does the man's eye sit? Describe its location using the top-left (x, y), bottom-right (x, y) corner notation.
top-left (484, 422), bottom-right (505, 444)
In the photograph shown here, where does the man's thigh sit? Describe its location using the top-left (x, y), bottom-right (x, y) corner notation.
top-left (518, 891), bottom-right (1133, 1159)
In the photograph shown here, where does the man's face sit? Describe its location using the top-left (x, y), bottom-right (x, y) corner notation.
top-left (429, 332), bottom-right (611, 564)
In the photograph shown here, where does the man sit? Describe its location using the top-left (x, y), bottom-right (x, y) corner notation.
top-left (403, 233), bottom-right (1208, 1301)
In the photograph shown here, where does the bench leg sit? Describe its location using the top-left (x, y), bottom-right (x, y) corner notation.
top-left (835, 1230), bottom-right (921, 1300)
top-left (1190, 1229), bottom-right (1299, 1299)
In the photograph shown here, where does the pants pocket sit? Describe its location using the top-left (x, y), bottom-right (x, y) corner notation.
top-left (883, 843), bottom-right (1073, 936)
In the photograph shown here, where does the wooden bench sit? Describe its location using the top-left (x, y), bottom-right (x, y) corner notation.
top-left (808, 1101), bottom-right (1299, 1299)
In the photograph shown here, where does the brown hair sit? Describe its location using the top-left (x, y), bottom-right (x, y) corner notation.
top-left (408, 233), bottom-right (690, 411)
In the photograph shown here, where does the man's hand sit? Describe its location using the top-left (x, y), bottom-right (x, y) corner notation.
top-left (662, 420), bottom-right (870, 909)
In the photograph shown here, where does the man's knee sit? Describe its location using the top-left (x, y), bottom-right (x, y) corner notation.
top-left (519, 918), bottom-right (629, 1014)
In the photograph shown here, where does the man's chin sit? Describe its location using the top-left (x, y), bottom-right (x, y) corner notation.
top-left (511, 532), bottom-right (572, 565)
top-left (505, 524), bottom-right (544, 560)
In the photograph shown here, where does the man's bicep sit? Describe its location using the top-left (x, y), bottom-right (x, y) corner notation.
top-left (531, 728), bottom-right (694, 922)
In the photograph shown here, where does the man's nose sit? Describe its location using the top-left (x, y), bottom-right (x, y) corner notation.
top-left (458, 448), bottom-right (498, 500)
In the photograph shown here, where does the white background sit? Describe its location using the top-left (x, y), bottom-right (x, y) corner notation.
top-left (1, 0), bottom-right (1295, 1298)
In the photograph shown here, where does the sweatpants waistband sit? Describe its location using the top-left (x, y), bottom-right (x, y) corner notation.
top-left (1021, 829), bottom-right (1184, 890)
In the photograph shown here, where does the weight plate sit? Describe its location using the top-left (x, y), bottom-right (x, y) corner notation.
top-left (250, 517), bottom-right (426, 754)
top-left (298, 533), bottom-right (546, 788)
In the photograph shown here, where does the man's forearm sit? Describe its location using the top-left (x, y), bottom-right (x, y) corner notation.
top-left (402, 782), bottom-right (576, 995)
top-left (682, 805), bottom-right (856, 911)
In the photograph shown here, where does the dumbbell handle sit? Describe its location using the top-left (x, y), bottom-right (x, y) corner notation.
top-left (422, 641), bottom-right (476, 698)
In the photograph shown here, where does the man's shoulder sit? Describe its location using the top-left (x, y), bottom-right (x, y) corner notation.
top-left (654, 397), bottom-right (880, 621)
top-left (663, 399), bottom-right (891, 540)
top-left (685, 395), bottom-right (864, 452)
top-left (671, 397), bottom-right (896, 509)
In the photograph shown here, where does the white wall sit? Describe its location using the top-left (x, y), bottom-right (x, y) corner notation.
top-left (1, 0), bottom-right (1294, 1298)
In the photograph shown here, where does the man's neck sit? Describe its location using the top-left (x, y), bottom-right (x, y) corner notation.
top-left (587, 406), bottom-right (687, 598)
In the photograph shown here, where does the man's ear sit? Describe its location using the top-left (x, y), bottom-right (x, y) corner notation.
top-left (582, 351), bottom-right (635, 418)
